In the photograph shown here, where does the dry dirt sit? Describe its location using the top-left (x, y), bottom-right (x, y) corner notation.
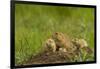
top-left (18, 50), bottom-right (75, 66)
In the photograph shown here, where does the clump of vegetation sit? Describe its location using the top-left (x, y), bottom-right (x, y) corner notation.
top-left (15, 4), bottom-right (94, 65)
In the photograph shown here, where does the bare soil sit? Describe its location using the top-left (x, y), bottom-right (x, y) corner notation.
top-left (18, 50), bottom-right (74, 66)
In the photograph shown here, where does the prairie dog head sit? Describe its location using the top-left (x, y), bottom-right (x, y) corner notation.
top-left (52, 32), bottom-right (65, 41)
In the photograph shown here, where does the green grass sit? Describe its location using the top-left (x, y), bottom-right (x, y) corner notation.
top-left (15, 4), bottom-right (95, 65)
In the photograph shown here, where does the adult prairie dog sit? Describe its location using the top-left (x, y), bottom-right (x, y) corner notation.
top-left (52, 32), bottom-right (75, 52)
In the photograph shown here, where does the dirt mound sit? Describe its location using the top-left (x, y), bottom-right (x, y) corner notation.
top-left (15, 47), bottom-right (93, 66)
top-left (22, 50), bottom-right (73, 65)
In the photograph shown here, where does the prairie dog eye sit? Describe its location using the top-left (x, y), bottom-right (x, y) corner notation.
top-left (55, 32), bottom-right (59, 35)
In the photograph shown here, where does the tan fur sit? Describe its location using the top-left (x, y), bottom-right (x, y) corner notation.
top-left (78, 39), bottom-right (88, 48)
top-left (45, 38), bottom-right (56, 52)
top-left (72, 38), bottom-right (88, 48)
top-left (52, 32), bottom-right (75, 52)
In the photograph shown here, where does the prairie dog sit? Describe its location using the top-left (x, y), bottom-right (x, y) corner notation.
top-left (72, 38), bottom-right (88, 48)
top-left (71, 38), bottom-right (93, 54)
top-left (52, 32), bottom-right (75, 52)
top-left (45, 38), bottom-right (56, 52)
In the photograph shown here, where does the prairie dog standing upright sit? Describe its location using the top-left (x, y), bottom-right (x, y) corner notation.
top-left (52, 32), bottom-right (76, 53)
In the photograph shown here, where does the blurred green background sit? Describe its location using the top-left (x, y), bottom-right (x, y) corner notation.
top-left (15, 4), bottom-right (94, 65)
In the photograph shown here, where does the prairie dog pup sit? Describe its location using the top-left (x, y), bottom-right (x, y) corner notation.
top-left (72, 38), bottom-right (88, 48)
top-left (52, 32), bottom-right (75, 52)
top-left (71, 38), bottom-right (93, 53)
top-left (45, 38), bottom-right (56, 52)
